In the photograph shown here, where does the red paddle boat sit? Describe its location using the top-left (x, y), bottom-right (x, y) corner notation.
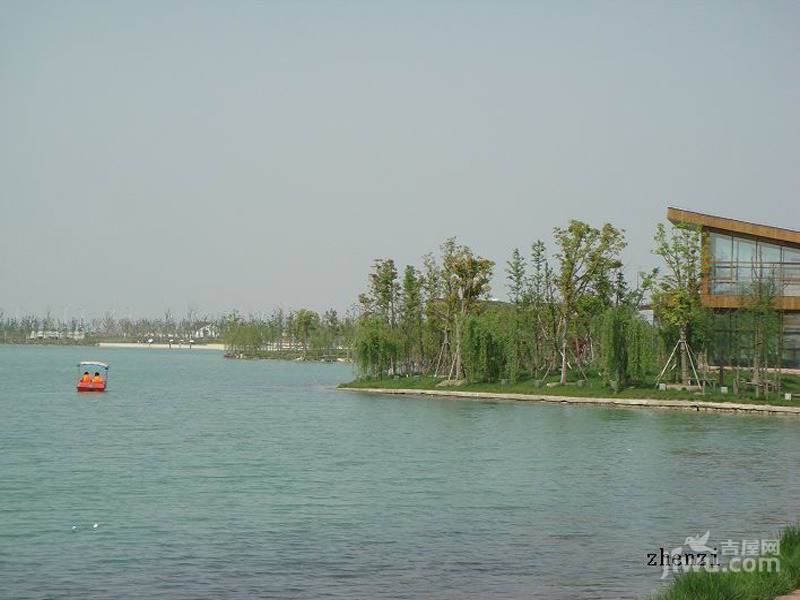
top-left (77, 361), bottom-right (109, 392)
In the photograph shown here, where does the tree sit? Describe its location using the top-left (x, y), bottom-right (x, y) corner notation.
top-left (294, 309), bottom-right (319, 355)
top-left (741, 269), bottom-right (781, 397)
top-left (553, 221), bottom-right (626, 384)
top-left (440, 241), bottom-right (494, 380)
top-left (353, 316), bottom-right (399, 378)
top-left (272, 307), bottom-right (285, 350)
top-left (599, 305), bottom-right (655, 388)
top-left (422, 251), bottom-right (446, 374)
top-left (506, 249), bottom-right (527, 305)
top-left (652, 222), bottom-right (704, 385)
top-left (528, 240), bottom-right (559, 375)
top-left (322, 308), bottom-right (340, 351)
top-left (399, 265), bottom-right (424, 373)
top-left (364, 259), bottom-right (399, 326)
top-left (505, 248), bottom-right (531, 379)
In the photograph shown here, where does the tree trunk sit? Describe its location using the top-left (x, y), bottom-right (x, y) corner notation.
top-left (679, 326), bottom-right (689, 385)
top-left (560, 316), bottom-right (569, 385)
top-left (452, 316), bottom-right (462, 380)
top-left (752, 325), bottom-right (761, 398)
top-left (417, 326), bottom-right (424, 375)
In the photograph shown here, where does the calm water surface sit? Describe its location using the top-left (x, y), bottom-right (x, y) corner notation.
top-left (2, 345), bottom-right (799, 599)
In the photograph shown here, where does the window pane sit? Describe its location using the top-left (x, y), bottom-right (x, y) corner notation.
top-left (737, 265), bottom-right (755, 290)
top-left (784, 247), bottom-right (800, 263)
top-left (785, 313), bottom-right (800, 331)
top-left (710, 233), bottom-right (733, 262)
top-left (784, 263), bottom-right (800, 297)
top-left (712, 265), bottom-right (733, 281)
top-left (784, 332), bottom-right (800, 369)
top-left (759, 242), bottom-right (781, 264)
top-left (710, 281), bottom-right (734, 294)
top-left (736, 237), bottom-right (757, 266)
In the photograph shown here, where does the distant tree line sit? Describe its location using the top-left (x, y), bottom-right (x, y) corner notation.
top-left (0, 306), bottom-right (356, 362)
top-left (0, 308), bottom-right (219, 344)
top-left (221, 307), bottom-right (355, 360)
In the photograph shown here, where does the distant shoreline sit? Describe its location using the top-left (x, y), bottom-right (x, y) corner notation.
top-left (97, 342), bottom-right (225, 351)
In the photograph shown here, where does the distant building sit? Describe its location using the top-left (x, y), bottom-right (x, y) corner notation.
top-left (29, 330), bottom-right (85, 341)
top-left (193, 323), bottom-right (219, 339)
top-left (667, 207), bottom-right (800, 369)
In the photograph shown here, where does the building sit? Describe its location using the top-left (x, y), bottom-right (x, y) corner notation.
top-left (667, 207), bottom-right (800, 369)
top-left (28, 330), bottom-right (85, 341)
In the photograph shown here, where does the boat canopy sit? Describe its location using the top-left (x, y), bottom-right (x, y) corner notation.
top-left (78, 361), bottom-right (109, 369)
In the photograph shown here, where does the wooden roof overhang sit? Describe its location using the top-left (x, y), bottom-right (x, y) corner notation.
top-left (667, 207), bottom-right (800, 248)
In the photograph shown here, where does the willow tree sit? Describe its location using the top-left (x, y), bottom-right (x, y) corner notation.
top-left (600, 305), bottom-right (655, 388)
top-left (462, 307), bottom-right (512, 383)
top-left (553, 221), bottom-right (626, 384)
top-left (353, 315), bottom-right (398, 378)
top-left (652, 223), bottom-right (703, 385)
top-left (440, 240), bottom-right (494, 380)
top-left (399, 265), bottom-right (424, 373)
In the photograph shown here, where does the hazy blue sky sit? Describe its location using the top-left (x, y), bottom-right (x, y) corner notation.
top-left (2, 1), bottom-right (798, 319)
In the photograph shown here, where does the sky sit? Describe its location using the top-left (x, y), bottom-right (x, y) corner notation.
top-left (1, 1), bottom-right (798, 320)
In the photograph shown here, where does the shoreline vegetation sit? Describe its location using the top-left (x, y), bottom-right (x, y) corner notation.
top-left (348, 219), bottom-right (798, 408)
top-left (339, 373), bottom-right (800, 413)
top-left (650, 525), bottom-right (800, 600)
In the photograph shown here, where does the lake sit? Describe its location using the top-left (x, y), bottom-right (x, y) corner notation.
top-left (2, 345), bottom-right (799, 599)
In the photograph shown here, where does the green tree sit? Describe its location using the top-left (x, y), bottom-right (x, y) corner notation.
top-left (741, 271), bottom-right (781, 397)
top-left (400, 265), bottom-right (424, 373)
top-left (553, 220), bottom-right (626, 384)
top-left (441, 240), bottom-right (494, 380)
top-left (599, 305), bottom-right (655, 388)
top-left (506, 248), bottom-right (527, 305)
top-left (294, 308), bottom-right (319, 355)
top-left (353, 316), bottom-right (399, 378)
top-left (652, 222), bottom-right (704, 385)
top-left (362, 259), bottom-right (400, 326)
top-left (460, 303), bottom-right (525, 384)
top-left (529, 240), bottom-right (559, 375)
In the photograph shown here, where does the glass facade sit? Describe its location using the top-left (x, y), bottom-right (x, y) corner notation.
top-left (786, 313), bottom-right (800, 370)
top-left (706, 232), bottom-right (800, 369)
top-left (707, 232), bottom-right (800, 296)
top-left (711, 311), bottom-right (800, 370)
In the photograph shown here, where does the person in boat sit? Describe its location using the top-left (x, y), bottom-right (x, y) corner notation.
top-left (92, 372), bottom-right (104, 384)
top-left (80, 371), bottom-right (91, 383)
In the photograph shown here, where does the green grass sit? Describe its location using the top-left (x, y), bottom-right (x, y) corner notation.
top-left (650, 525), bottom-right (800, 600)
top-left (340, 373), bottom-right (800, 407)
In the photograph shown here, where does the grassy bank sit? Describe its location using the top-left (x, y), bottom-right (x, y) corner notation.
top-left (650, 526), bottom-right (800, 600)
top-left (340, 373), bottom-right (800, 407)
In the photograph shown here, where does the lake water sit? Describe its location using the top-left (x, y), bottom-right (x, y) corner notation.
top-left (2, 345), bottom-right (799, 599)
